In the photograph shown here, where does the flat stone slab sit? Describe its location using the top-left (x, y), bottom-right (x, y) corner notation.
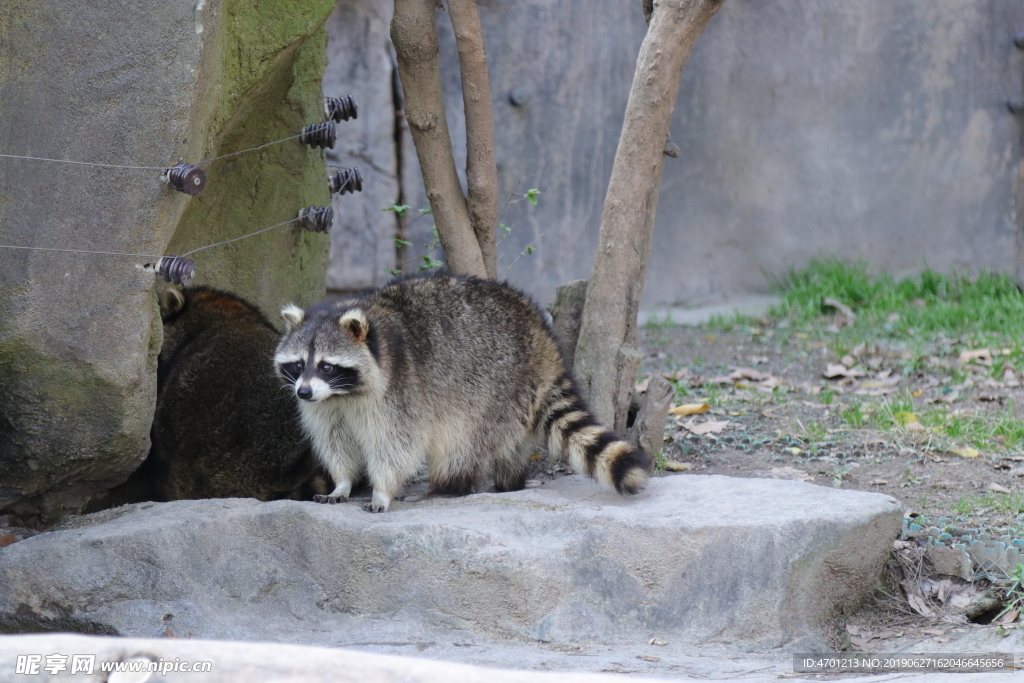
top-left (0, 475), bottom-right (901, 655)
top-left (0, 633), bottom-right (1007, 683)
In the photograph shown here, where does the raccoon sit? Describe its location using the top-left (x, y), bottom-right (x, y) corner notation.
top-left (274, 272), bottom-right (651, 513)
top-left (103, 287), bottom-right (329, 506)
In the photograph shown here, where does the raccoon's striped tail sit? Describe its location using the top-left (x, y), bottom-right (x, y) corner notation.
top-left (539, 373), bottom-right (652, 494)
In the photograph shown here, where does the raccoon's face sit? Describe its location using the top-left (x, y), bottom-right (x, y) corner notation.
top-left (275, 305), bottom-right (374, 403)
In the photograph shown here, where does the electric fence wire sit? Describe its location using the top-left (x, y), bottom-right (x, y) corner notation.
top-left (0, 94), bottom-right (349, 172)
top-left (0, 104), bottom-right (355, 273)
top-left (0, 170), bottom-right (353, 266)
top-left (0, 131), bottom-right (307, 172)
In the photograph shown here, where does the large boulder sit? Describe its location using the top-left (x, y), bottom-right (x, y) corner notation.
top-left (0, 475), bottom-right (901, 652)
top-left (0, 0), bottom-right (337, 517)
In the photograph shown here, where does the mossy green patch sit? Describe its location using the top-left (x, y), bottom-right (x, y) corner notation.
top-left (170, 4), bottom-right (336, 316)
top-left (0, 338), bottom-right (138, 501)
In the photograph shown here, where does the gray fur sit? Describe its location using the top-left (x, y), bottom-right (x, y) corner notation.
top-left (94, 287), bottom-right (329, 510)
top-left (275, 273), bottom-right (651, 512)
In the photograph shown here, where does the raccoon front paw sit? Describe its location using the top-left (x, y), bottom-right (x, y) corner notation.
top-left (362, 502), bottom-right (387, 513)
top-left (313, 494), bottom-right (344, 505)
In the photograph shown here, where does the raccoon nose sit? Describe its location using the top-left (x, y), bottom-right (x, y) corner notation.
top-left (296, 386), bottom-right (313, 400)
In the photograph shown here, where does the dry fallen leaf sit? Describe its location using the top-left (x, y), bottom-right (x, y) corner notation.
top-left (648, 638), bottom-right (667, 646)
top-left (925, 389), bottom-right (960, 404)
top-left (911, 389), bottom-right (923, 398)
top-left (868, 479), bottom-right (888, 486)
top-left (770, 466), bottom-right (814, 482)
top-left (635, 378), bottom-right (650, 393)
top-left (638, 655), bottom-right (661, 662)
top-left (823, 363), bottom-right (866, 379)
top-left (906, 593), bottom-right (935, 617)
top-left (848, 636), bottom-right (876, 650)
top-left (666, 368), bottom-right (690, 381)
top-left (663, 461), bottom-right (692, 472)
top-left (728, 367), bottom-right (771, 382)
top-left (782, 447), bottom-right (802, 455)
top-left (668, 403), bottom-right (711, 417)
top-left (681, 419), bottom-right (730, 436)
top-left (949, 447), bottom-right (980, 459)
top-left (959, 348), bottom-right (993, 366)
top-left (0, 533), bottom-right (15, 548)
top-left (995, 609), bottom-right (1020, 625)
top-left (989, 482), bottom-right (1013, 494)
top-left (822, 297), bottom-right (857, 324)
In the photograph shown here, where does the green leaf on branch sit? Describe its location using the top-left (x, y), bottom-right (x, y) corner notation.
top-left (383, 202), bottom-right (412, 216)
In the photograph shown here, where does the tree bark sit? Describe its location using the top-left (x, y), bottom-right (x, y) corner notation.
top-left (446, 0), bottom-right (499, 279)
top-left (628, 375), bottom-right (674, 458)
top-left (547, 279), bottom-right (588, 370)
top-left (573, 0), bottom-right (724, 427)
top-left (391, 0), bottom-right (487, 278)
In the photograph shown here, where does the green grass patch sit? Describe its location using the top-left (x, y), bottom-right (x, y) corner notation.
top-left (954, 492), bottom-right (1024, 517)
top-left (866, 390), bottom-right (1024, 453)
top-left (771, 258), bottom-right (1024, 339)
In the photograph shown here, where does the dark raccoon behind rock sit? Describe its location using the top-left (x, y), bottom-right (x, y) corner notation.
top-left (97, 287), bottom-right (328, 508)
top-left (274, 272), bottom-right (652, 512)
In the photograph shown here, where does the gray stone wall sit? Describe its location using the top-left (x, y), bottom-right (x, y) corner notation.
top-left (323, 0), bottom-right (1024, 307)
top-left (0, 0), bottom-right (337, 516)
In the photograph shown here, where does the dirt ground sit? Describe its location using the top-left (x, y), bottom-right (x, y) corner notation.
top-left (636, 320), bottom-right (1024, 524)
top-left (623, 315), bottom-right (1024, 646)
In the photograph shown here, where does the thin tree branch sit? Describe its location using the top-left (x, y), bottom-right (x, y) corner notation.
top-left (391, 0), bottom-right (486, 278)
top-left (447, 0), bottom-right (499, 279)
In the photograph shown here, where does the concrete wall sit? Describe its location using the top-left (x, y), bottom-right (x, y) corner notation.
top-left (323, 0), bottom-right (1024, 307)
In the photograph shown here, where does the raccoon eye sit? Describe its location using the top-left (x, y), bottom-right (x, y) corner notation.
top-left (319, 362), bottom-right (334, 374)
top-left (296, 360), bottom-right (305, 371)
top-left (280, 361), bottom-right (304, 381)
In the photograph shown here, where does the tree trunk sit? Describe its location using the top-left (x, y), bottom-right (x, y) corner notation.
top-left (447, 0), bottom-right (498, 279)
top-left (573, 0), bottom-right (724, 429)
top-left (628, 375), bottom-right (674, 459)
top-left (391, 0), bottom-right (487, 278)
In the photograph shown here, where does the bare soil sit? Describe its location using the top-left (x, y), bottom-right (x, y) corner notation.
top-left (633, 318), bottom-right (1024, 646)
top-left (638, 322), bottom-right (1024, 523)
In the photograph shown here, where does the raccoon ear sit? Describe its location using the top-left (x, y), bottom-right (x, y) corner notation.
top-left (280, 304), bottom-right (305, 333)
top-left (159, 288), bottom-right (185, 319)
top-left (339, 309), bottom-right (368, 343)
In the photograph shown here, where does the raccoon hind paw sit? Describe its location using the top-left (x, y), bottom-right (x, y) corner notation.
top-left (362, 502), bottom-right (387, 513)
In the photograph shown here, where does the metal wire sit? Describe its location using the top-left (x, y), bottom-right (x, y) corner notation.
top-left (0, 153), bottom-right (167, 171)
top-left (180, 216), bottom-right (304, 257)
top-left (0, 214), bottom-right (309, 262)
top-left (0, 130), bottom-right (312, 172)
top-left (0, 243), bottom-right (164, 258)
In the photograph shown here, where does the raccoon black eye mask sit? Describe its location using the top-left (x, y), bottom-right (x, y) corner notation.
top-left (275, 272), bottom-right (651, 512)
